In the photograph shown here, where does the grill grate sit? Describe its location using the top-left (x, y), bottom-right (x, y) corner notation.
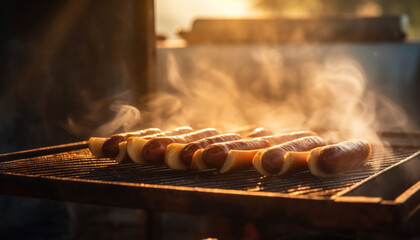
top-left (0, 146), bottom-right (416, 198)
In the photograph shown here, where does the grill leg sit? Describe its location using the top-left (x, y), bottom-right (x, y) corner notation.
top-left (146, 210), bottom-right (161, 240)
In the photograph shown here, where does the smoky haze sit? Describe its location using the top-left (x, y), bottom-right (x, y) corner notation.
top-left (126, 45), bottom-right (412, 146)
top-left (82, 44), bottom-right (415, 148)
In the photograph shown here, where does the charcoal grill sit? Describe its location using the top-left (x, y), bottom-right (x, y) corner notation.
top-left (0, 139), bottom-right (419, 231)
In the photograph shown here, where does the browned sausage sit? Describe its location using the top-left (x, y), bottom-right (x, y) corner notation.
top-left (126, 126), bottom-right (194, 165)
top-left (307, 139), bottom-right (372, 177)
top-left (115, 141), bottom-right (131, 164)
top-left (102, 128), bottom-right (162, 157)
top-left (180, 133), bottom-right (242, 166)
top-left (259, 130), bottom-right (318, 145)
top-left (202, 139), bottom-right (271, 169)
top-left (122, 128), bottom-right (163, 138)
top-left (102, 135), bottom-right (126, 158)
top-left (141, 126), bottom-right (194, 140)
top-left (88, 137), bottom-right (107, 158)
top-left (201, 131), bottom-right (318, 169)
top-left (244, 127), bottom-right (274, 138)
top-left (260, 136), bottom-right (326, 174)
top-left (103, 128), bottom-right (162, 156)
top-left (142, 128), bottom-right (220, 164)
top-left (102, 126), bottom-right (193, 158)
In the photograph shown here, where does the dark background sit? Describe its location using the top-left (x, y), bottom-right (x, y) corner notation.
top-left (0, 0), bottom-right (153, 154)
top-left (0, 1), bottom-right (153, 239)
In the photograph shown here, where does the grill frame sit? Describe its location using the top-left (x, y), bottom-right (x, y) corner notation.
top-left (0, 142), bottom-right (419, 230)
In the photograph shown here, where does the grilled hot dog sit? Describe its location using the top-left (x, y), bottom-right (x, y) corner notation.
top-left (203, 139), bottom-right (271, 169)
top-left (141, 126), bottom-right (194, 140)
top-left (142, 128), bottom-right (220, 164)
top-left (88, 128), bottom-right (162, 158)
top-left (203, 131), bottom-right (318, 170)
top-left (88, 137), bottom-right (107, 158)
top-left (126, 126), bottom-right (195, 164)
top-left (190, 149), bottom-right (208, 170)
top-left (115, 141), bottom-right (131, 163)
top-left (165, 133), bottom-right (242, 170)
top-left (219, 149), bottom-right (260, 173)
top-left (101, 128), bottom-right (162, 158)
top-left (307, 139), bottom-right (372, 177)
top-left (260, 130), bottom-right (318, 145)
top-left (253, 136), bottom-right (326, 176)
top-left (180, 133), bottom-right (242, 166)
top-left (245, 127), bottom-right (274, 138)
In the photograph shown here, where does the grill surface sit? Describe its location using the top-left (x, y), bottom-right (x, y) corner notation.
top-left (0, 143), bottom-right (419, 229)
top-left (0, 146), bottom-right (416, 198)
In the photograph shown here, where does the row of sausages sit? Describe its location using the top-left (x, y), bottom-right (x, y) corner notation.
top-left (88, 127), bottom-right (372, 177)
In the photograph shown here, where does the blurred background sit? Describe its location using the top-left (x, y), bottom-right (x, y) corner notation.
top-left (156, 0), bottom-right (420, 40)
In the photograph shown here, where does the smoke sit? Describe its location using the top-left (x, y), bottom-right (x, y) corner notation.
top-left (135, 47), bottom-right (412, 145)
top-left (303, 57), bottom-right (376, 142)
top-left (92, 101), bottom-right (141, 136)
top-left (28, 2), bottom-right (410, 144)
top-left (64, 97), bottom-right (141, 138)
top-left (70, 45), bottom-right (414, 148)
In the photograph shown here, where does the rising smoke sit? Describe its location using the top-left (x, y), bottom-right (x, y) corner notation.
top-left (130, 46), bottom-right (410, 145)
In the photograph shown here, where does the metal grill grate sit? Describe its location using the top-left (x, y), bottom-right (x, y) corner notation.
top-left (0, 146), bottom-right (416, 198)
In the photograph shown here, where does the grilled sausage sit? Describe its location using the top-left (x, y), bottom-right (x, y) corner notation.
top-left (280, 151), bottom-right (311, 175)
top-left (126, 126), bottom-right (194, 164)
top-left (259, 130), bottom-right (318, 145)
top-left (307, 139), bottom-right (372, 177)
top-left (203, 130), bottom-right (318, 170)
top-left (142, 128), bottom-right (220, 164)
top-left (244, 127), bottom-right (274, 138)
top-left (253, 136), bottom-right (326, 176)
top-left (115, 141), bottom-right (131, 163)
top-left (180, 133), bottom-right (242, 166)
top-left (102, 128), bottom-right (162, 158)
top-left (165, 133), bottom-right (242, 171)
top-left (141, 126), bottom-right (194, 140)
top-left (202, 139), bottom-right (271, 169)
top-left (88, 137), bottom-right (107, 158)
top-left (219, 149), bottom-right (261, 173)
top-left (190, 149), bottom-right (209, 170)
